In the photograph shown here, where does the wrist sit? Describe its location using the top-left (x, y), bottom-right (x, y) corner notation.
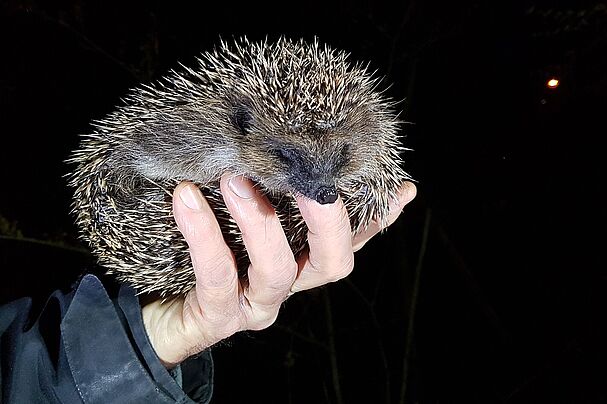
top-left (142, 299), bottom-right (189, 369)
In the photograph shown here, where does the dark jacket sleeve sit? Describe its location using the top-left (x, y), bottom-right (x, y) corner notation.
top-left (0, 274), bottom-right (213, 403)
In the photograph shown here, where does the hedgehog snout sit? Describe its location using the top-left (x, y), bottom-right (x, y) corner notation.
top-left (289, 178), bottom-right (338, 205)
top-left (269, 146), bottom-right (338, 204)
top-left (315, 185), bottom-right (338, 204)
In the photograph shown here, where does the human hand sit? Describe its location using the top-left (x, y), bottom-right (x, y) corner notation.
top-left (142, 174), bottom-right (416, 368)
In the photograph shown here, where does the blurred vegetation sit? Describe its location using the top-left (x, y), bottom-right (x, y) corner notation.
top-left (0, 214), bottom-right (23, 239)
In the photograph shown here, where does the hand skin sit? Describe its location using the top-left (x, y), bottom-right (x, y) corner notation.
top-left (142, 174), bottom-right (416, 368)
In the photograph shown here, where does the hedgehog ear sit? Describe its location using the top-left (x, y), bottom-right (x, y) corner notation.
top-left (231, 101), bottom-right (253, 135)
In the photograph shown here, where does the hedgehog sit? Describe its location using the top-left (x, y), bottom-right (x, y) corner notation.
top-left (68, 37), bottom-right (410, 297)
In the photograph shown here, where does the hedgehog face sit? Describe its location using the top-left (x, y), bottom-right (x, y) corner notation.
top-left (227, 97), bottom-right (376, 204)
top-left (267, 144), bottom-right (345, 204)
top-left (202, 38), bottom-right (399, 204)
top-left (113, 38), bottom-right (401, 205)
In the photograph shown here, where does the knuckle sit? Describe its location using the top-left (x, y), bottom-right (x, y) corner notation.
top-left (199, 301), bottom-right (240, 326)
top-left (248, 311), bottom-right (279, 331)
top-left (243, 282), bottom-right (289, 312)
top-left (193, 251), bottom-right (237, 289)
top-left (260, 285), bottom-right (290, 306)
top-left (218, 317), bottom-right (242, 336)
top-left (272, 251), bottom-right (298, 283)
top-left (328, 253), bottom-right (354, 282)
top-left (200, 313), bottom-right (242, 338)
top-left (249, 242), bottom-right (298, 288)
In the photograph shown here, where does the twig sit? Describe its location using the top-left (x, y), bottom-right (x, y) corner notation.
top-left (436, 224), bottom-right (508, 340)
top-left (0, 234), bottom-right (90, 255)
top-left (345, 278), bottom-right (392, 404)
top-left (399, 208), bottom-right (432, 404)
top-left (323, 288), bottom-right (344, 404)
top-left (275, 325), bottom-right (329, 351)
top-left (386, 0), bottom-right (417, 77)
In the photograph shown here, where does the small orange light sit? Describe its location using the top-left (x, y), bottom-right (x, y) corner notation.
top-left (546, 78), bottom-right (560, 89)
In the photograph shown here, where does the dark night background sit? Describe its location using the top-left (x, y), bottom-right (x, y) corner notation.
top-left (1, 0), bottom-right (606, 403)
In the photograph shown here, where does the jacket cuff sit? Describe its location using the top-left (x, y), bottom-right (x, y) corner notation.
top-left (62, 274), bottom-right (213, 403)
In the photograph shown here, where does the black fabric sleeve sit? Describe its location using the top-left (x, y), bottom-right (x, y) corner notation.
top-left (0, 274), bottom-right (213, 403)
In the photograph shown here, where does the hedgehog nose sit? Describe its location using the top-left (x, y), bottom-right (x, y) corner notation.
top-left (315, 186), bottom-right (338, 205)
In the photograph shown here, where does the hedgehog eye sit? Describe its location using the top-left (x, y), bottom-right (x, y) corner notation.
top-left (339, 144), bottom-right (351, 165)
top-left (270, 148), bottom-right (298, 164)
top-left (232, 103), bottom-right (252, 135)
top-left (335, 144), bottom-right (351, 172)
top-left (341, 144), bottom-right (351, 158)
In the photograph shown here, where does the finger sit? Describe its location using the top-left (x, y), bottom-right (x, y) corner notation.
top-left (173, 182), bottom-right (240, 322)
top-left (290, 195), bottom-right (354, 293)
top-left (220, 174), bottom-right (297, 319)
top-left (352, 182), bottom-right (417, 251)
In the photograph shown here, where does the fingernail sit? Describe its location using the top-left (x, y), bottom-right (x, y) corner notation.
top-left (228, 176), bottom-right (255, 199)
top-left (179, 184), bottom-right (203, 210)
